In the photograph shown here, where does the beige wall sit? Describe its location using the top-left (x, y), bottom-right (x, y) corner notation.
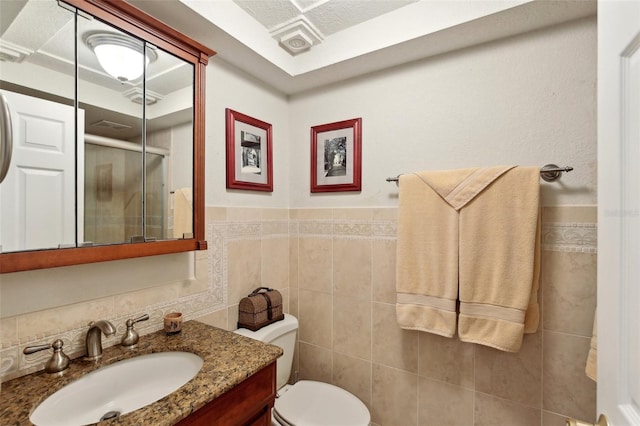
top-left (288, 16), bottom-right (596, 208)
top-left (289, 206), bottom-right (596, 426)
top-left (0, 12), bottom-right (597, 426)
top-left (1, 205), bottom-right (597, 426)
top-left (0, 207), bottom-right (291, 381)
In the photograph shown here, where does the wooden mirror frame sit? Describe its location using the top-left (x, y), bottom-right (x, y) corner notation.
top-left (0, 0), bottom-right (214, 273)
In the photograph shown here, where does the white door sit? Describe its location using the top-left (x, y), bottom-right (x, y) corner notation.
top-left (598, 1), bottom-right (640, 425)
top-left (0, 90), bottom-right (82, 252)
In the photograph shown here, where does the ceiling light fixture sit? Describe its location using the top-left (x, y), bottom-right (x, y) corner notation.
top-left (86, 33), bottom-right (157, 82)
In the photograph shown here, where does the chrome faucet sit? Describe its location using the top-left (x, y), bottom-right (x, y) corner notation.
top-left (121, 314), bottom-right (149, 348)
top-left (23, 339), bottom-right (70, 374)
top-left (85, 320), bottom-right (116, 361)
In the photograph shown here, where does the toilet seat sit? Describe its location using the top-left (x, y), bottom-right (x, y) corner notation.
top-left (274, 380), bottom-right (370, 426)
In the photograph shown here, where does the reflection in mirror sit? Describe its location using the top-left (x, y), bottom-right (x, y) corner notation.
top-left (0, 0), bottom-right (195, 252)
top-left (144, 46), bottom-right (194, 241)
top-left (78, 15), bottom-right (145, 245)
top-left (0, 1), bottom-right (77, 253)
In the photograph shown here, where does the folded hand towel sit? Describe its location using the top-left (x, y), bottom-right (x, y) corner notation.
top-left (457, 166), bottom-right (540, 352)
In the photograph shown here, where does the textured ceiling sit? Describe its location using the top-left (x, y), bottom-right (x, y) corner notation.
top-left (234, 0), bottom-right (417, 35)
top-left (128, 0), bottom-right (596, 95)
top-left (2, 0), bottom-right (598, 96)
top-left (232, 0), bottom-right (418, 54)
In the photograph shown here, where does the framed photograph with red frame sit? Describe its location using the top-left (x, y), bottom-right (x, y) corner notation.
top-left (225, 108), bottom-right (273, 192)
top-left (310, 117), bottom-right (362, 193)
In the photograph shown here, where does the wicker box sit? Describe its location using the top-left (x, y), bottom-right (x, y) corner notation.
top-left (238, 287), bottom-right (284, 331)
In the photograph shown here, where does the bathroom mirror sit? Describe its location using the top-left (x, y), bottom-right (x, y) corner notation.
top-left (0, 0), bottom-right (213, 273)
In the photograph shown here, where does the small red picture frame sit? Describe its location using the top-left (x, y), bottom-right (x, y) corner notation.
top-left (310, 117), bottom-right (362, 193)
top-left (225, 109), bottom-right (273, 192)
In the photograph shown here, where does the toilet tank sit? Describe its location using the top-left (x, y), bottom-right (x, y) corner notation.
top-left (235, 314), bottom-right (298, 389)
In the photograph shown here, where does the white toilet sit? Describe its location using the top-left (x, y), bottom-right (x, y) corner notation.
top-left (235, 314), bottom-right (371, 426)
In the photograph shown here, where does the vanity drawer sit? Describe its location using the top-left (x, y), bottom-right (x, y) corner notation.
top-left (176, 361), bottom-right (276, 426)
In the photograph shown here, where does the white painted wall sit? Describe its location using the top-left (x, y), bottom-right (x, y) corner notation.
top-left (0, 16), bottom-right (596, 317)
top-left (204, 58), bottom-right (290, 208)
top-left (288, 16), bottom-right (596, 208)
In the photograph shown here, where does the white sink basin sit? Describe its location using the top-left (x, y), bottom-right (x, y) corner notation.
top-left (30, 351), bottom-right (203, 426)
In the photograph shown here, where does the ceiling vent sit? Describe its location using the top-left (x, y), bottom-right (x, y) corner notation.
top-left (270, 17), bottom-right (323, 56)
top-left (121, 87), bottom-right (163, 105)
top-left (90, 119), bottom-right (132, 131)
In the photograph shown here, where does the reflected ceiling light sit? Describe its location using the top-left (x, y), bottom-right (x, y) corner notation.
top-left (86, 33), bottom-right (157, 82)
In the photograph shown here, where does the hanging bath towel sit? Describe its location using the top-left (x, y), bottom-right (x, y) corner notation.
top-left (173, 187), bottom-right (193, 239)
top-left (395, 170), bottom-right (462, 337)
top-left (455, 166), bottom-right (540, 352)
top-left (396, 166), bottom-right (540, 352)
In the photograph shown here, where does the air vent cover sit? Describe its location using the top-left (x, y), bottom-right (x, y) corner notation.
top-left (90, 120), bottom-right (131, 130)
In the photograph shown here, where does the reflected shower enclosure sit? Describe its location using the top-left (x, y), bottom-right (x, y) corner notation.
top-left (84, 141), bottom-right (166, 244)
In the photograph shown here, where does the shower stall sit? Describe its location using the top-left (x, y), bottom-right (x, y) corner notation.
top-left (84, 134), bottom-right (168, 245)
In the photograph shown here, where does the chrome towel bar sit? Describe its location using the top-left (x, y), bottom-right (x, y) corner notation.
top-left (385, 164), bottom-right (573, 184)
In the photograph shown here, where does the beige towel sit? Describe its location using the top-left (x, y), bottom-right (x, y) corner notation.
top-left (586, 310), bottom-right (597, 381)
top-left (396, 166), bottom-right (516, 337)
top-left (395, 172), bottom-right (460, 337)
top-left (456, 167), bottom-right (540, 352)
top-left (396, 166), bottom-right (540, 352)
top-left (173, 188), bottom-right (193, 238)
top-left (524, 215), bottom-right (541, 335)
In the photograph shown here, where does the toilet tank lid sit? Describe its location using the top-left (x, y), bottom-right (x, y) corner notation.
top-left (235, 313), bottom-right (298, 343)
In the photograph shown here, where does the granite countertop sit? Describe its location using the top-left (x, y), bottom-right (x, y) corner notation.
top-left (0, 321), bottom-right (283, 425)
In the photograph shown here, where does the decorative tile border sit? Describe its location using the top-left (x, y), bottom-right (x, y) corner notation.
top-left (292, 216), bottom-right (596, 252)
top-left (295, 219), bottom-right (396, 240)
top-left (298, 220), bottom-right (333, 236)
top-left (203, 220), bottom-right (291, 316)
top-left (542, 222), bottom-right (597, 253)
top-left (371, 220), bottom-right (398, 238)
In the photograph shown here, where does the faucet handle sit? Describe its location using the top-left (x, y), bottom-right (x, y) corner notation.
top-left (23, 342), bottom-right (53, 355)
top-left (121, 313), bottom-right (149, 347)
top-left (24, 339), bottom-right (71, 374)
top-left (130, 313), bottom-right (150, 325)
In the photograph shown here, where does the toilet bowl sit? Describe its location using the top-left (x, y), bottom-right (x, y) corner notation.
top-left (235, 314), bottom-right (370, 426)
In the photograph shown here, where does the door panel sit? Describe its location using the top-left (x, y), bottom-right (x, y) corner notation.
top-left (0, 90), bottom-right (77, 252)
top-left (597, 2), bottom-right (640, 425)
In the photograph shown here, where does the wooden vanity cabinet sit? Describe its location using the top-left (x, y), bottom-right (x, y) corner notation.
top-left (176, 362), bottom-right (276, 426)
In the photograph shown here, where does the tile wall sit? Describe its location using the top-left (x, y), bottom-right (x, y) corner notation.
top-left (0, 207), bottom-right (290, 382)
top-left (289, 206), bottom-right (597, 426)
top-left (0, 206), bottom-right (596, 426)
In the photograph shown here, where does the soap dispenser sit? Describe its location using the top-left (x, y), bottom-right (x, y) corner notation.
top-left (121, 314), bottom-right (149, 348)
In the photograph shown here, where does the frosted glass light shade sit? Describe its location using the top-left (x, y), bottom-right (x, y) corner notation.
top-left (86, 33), bottom-right (157, 82)
top-left (93, 43), bottom-right (147, 81)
